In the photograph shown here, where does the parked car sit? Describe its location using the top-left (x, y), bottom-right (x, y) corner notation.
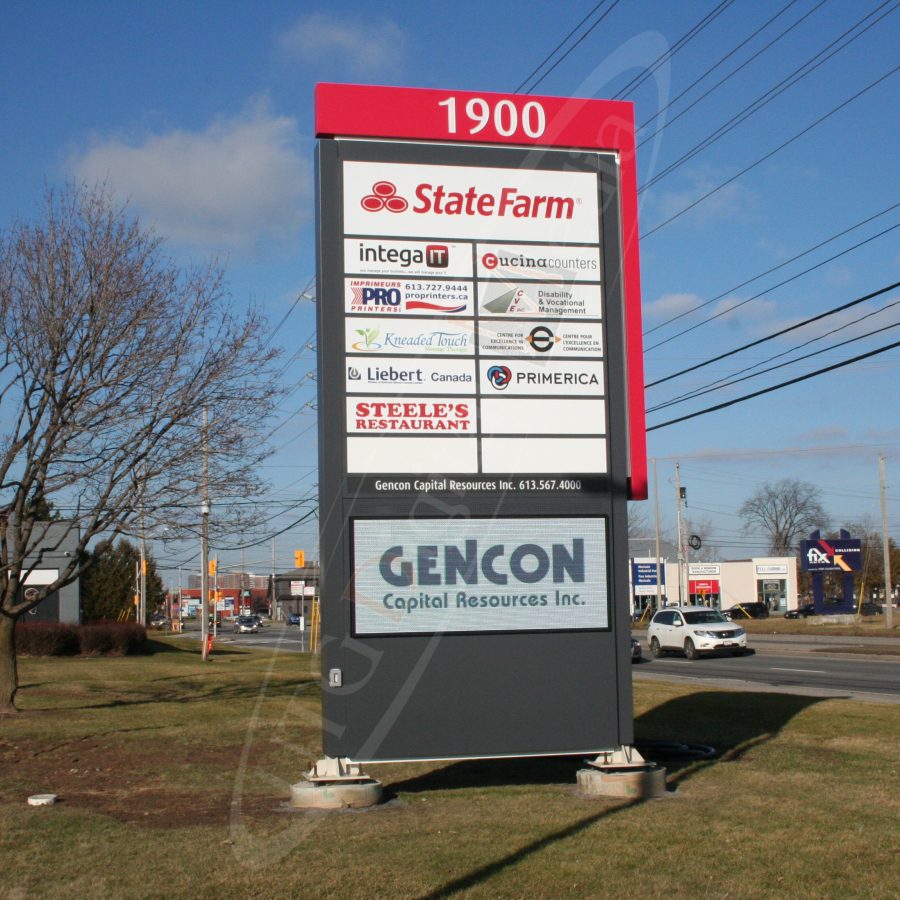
top-left (648, 606), bottom-right (748, 660)
top-left (785, 603), bottom-right (817, 619)
top-left (856, 602), bottom-right (883, 616)
top-left (287, 612), bottom-right (302, 626)
top-left (630, 636), bottom-right (642, 663)
top-left (726, 602), bottom-right (770, 620)
top-left (233, 615), bottom-right (259, 634)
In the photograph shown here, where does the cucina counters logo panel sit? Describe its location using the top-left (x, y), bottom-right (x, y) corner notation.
top-left (343, 161), bottom-right (600, 243)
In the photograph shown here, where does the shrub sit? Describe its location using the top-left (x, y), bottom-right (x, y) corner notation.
top-left (16, 621), bottom-right (147, 656)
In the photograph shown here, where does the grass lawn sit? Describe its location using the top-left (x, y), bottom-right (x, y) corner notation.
top-left (1, 636), bottom-right (898, 899)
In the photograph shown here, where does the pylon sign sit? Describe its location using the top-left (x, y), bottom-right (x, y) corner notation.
top-left (315, 83), bottom-right (646, 762)
top-left (800, 538), bottom-right (862, 572)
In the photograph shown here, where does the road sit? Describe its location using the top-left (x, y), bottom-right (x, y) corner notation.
top-left (170, 623), bottom-right (899, 704)
top-left (632, 635), bottom-right (899, 704)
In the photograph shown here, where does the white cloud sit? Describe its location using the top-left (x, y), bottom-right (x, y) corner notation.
top-left (650, 165), bottom-right (757, 228)
top-left (70, 98), bottom-right (309, 254)
top-left (644, 292), bottom-right (702, 321)
top-left (275, 12), bottom-right (406, 78)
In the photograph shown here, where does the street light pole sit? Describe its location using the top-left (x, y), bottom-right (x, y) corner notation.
top-left (200, 407), bottom-right (210, 661)
top-left (880, 455), bottom-right (893, 630)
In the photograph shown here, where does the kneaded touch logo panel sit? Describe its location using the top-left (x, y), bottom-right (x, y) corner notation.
top-left (345, 317), bottom-right (475, 355)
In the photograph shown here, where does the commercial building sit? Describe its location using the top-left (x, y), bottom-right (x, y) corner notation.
top-left (629, 555), bottom-right (798, 616)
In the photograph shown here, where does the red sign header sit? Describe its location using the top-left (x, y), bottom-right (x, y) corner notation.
top-left (315, 83), bottom-right (647, 499)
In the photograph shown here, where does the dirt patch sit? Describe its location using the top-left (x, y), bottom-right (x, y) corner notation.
top-left (0, 734), bottom-right (287, 827)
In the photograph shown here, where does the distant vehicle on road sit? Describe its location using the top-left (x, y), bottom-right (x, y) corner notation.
top-left (233, 615), bottom-right (259, 634)
top-left (287, 612), bottom-right (302, 626)
top-left (630, 637), bottom-right (642, 662)
top-left (726, 602), bottom-right (769, 620)
top-left (648, 606), bottom-right (748, 660)
top-left (785, 603), bottom-right (817, 619)
top-left (856, 602), bottom-right (882, 616)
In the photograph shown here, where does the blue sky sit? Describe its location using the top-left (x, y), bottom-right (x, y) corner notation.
top-left (2, 1), bottom-right (898, 581)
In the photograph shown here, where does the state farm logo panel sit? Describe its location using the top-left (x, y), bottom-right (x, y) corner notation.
top-left (343, 161), bottom-right (599, 243)
top-left (345, 278), bottom-right (474, 316)
top-left (346, 359), bottom-right (476, 394)
top-left (477, 244), bottom-right (600, 281)
top-left (481, 360), bottom-right (604, 396)
top-left (479, 282), bottom-right (602, 319)
top-left (347, 397), bottom-right (475, 434)
top-left (345, 239), bottom-right (473, 278)
top-left (346, 317), bottom-right (475, 355)
top-left (478, 321), bottom-right (603, 358)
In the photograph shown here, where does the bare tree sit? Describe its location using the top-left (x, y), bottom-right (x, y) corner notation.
top-left (738, 479), bottom-right (827, 556)
top-left (0, 185), bottom-right (282, 713)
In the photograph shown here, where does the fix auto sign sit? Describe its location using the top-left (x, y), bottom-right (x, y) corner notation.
top-left (800, 538), bottom-right (862, 572)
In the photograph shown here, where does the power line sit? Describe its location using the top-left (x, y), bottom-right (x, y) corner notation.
top-left (611, 0), bottom-right (738, 100)
top-left (644, 202), bottom-right (899, 338)
top-left (514, 1), bottom-right (611, 94)
top-left (646, 279), bottom-right (900, 388)
top-left (645, 222), bottom-right (900, 353)
top-left (636, 0), bottom-right (811, 135)
top-left (516, 0), bottom-right (623, 94)
top-left (647, 338), bottom-right (900, 432)
top-left (648, 313), bottom-right (900, 413)
top-left (641, 65), bottom-right (899, 238)
top-left (639, 0), bottom-right (897, 188)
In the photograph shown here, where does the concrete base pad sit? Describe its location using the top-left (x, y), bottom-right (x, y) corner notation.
top-left (290, 779), bottom-right (383, 810)
top-left (576, 766), bottom-right (667, 800)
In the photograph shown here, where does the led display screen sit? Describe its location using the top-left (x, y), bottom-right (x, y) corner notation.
top-left (353, 517), bottom-right (608, 635)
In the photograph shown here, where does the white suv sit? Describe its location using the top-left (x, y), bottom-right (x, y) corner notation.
top-left (647, 606), bottom-right (748, 660)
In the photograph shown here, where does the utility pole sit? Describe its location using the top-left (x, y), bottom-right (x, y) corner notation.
top-left (139, 534), bottom-right (147, 625)
top-left (271, 537), bottom-right (276, 620)
top-left (200, 408), bottom-right (210, 661)
top-left (675, 463), bottom-right (687, 605)
top-left (653, 458), bottom-right (663, 610)
top-left (880, 455), bottom-right (893, 629)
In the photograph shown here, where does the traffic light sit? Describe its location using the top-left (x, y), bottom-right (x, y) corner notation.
top-left (141, 558), bottom-right (148, 575)
top-left (208, 558), bottom-right (217, 577)
top-left (294, 550), bottom-right (305, 568)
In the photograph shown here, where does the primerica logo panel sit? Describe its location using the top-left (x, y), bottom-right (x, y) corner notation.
top-left (345, 278), bottom-right (474, 316)
top-left (345, 239), bottom-right (473, 278)
top-left (345, 318), bottom-right (475, 355)
top-left (479, 281), bottom-right (602, 319)
top-left (346, 359), bottom-right (476, 394)
top-left (343, 161), bottom-right (599, 243)
top-left (352, 517), bottom-right (609, 635)
top-left (481, 359), bottom-right (604, 396)
top-left (477, 244), bottom-right (601, 281)
top-left (479, 321), bottom-right (603, 357)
